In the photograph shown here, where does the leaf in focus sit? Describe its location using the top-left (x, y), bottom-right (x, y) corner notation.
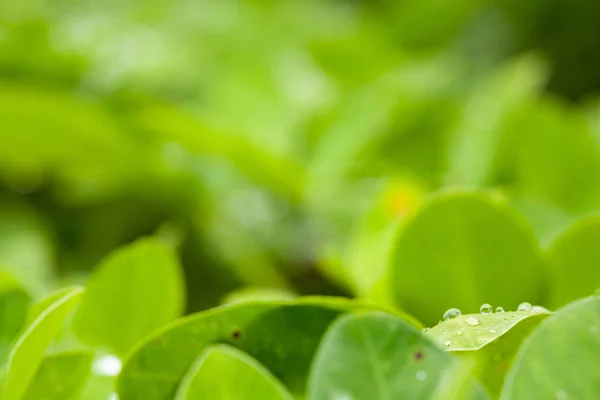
top-left (546, 215), bottom-right (600, 309)
top-left (73, 238), bottom-right (185, 356)
top-left (1, 287), bottom-right (84, 400)
top-left (174, 344), bottom-right (293, 400)
top-left (22, 350), bottom-right (94, 400)
top-left (426, 309), bottom-right (550, 396)
top-left (117, 297), bottom-right (405, 400)
top-left (307, 312), bottom-right (474, 400)
top-left (391, 191), bottom-right (545, 325)
top-left (500, 296), bottom-right (600, 400)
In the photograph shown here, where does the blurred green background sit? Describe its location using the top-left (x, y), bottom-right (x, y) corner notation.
top-left (1, 0), bottom-right (600, 318)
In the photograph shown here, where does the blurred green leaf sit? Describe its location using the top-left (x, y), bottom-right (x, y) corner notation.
top-left (500, 296), bottom-right (600, 400)
top-left (345, 179), bottom-right (426, 303)
top-left (26, 287), bottom-right (79, 326)
top-left (73, 238), bottom-right (185, 356)
top-left (131, 104), bottom-right (305, 204)
top-left (445, 55), bottom-right (546, 187)
top-left (22, 350), bottom-right (94, 400)
top-left (546, 215), bottom-right (600, 309)
top-left (0, 199), bottom-right (54, 295)
top-left (1, 287), bottom-right (83, 400)
top-left (307, 312), bottom-right (454, 400)
top-left (391, 191), bottom-right (546, 325)
top-left (175, 344), bottom-right (293, 400)
top-left (513, 99), bottom-right (600, 212)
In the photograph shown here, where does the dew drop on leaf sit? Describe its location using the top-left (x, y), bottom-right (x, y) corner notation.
top-left (532, 305), bottom-right (550, 313)
top-left (443, 308), bottom-right (461, 320)
top-left (465, 316), bottom-right (481, 326)
top-left (518, 302), bottom-right (532, 311)
top-left (416, 370), bottom-right (427, 381)
top-left (444, 340), bottom-right (451, 347)
top-left (421, 327), bottom-right (430, 333)
top-left (480, 303), bottom-right (493, 315)
top-left (495, 306), bottom-right (505, 313)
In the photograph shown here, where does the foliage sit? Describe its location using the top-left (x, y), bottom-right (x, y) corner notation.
top-left (1, 0), bottom-right (600, 398)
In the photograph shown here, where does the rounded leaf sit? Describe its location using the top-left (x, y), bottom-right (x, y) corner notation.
top-left (118, 297), bottom-right (402, 400)
top-left (546, 215), bottom-right (600, 308)
top-left (500, 296), bottom-right (600, 400)
top-left (391, 191), bottom-right (545, 325)
top-left (307, 312), bottom-right (454, 400)
top-left (175, 345), bottom-right (293, 400)
top-left (22, 350), bottom-right (94, 400)
top-left (1, 287), bottom-right (84, 400)
top-left (73, 238), bottom-right (185, 355)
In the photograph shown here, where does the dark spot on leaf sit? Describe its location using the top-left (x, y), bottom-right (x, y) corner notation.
top-left (232, 329), bottom-right (241, 339)
top-left (155, 338), bottom-right (164, 347)
top-left (414, 351), bottom-right (424, 361)
top-left (190, 341), bottom-right (197, 349)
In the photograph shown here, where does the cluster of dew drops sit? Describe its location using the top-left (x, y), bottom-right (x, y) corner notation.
top-left (421, 302), bottom-right (550, 338)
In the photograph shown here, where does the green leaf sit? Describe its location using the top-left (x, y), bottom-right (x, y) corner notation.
top-left (426, 309), bottom-right (550, 395)
top-left (118, 297), bottom-right (409, 400)
top-left (1, 287), bottom-right (84, 400)
top-left (308, 312), bottom-right (457, 400)
top-left (174, 345), bottom-right (293, 400)
top-left (26, 287), bottom-right (80, 326)
top-left (426, 310), bottom-right (550, 351)
top-left (0, 270), bottom-right (31, 365)
top-left (546, 215), bottom-right (600, 308)
top-left (391, 191), bottom-right (545, 325)
top-left (345, 179), bottom-right (425, 303)
top-left (0, 200), bottom-right (55, 295)
top-left (500, 296), bottom-right (600, 400)
top-left (73, 238), bottom-right (185, 356)
top-left (22, 350), bottom-right (94, 400)
top-left (131, 105), bottom-right (305, 204)
top-left (220, 287), bottom-right (296, 305)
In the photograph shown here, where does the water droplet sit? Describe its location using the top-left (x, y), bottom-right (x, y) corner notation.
top-left (465, 316), bottom-right (481, 326)
top-left (443, 329), bottom-right (449, 336)
top-left (489, 328), bottom-right (497, 333)
top-left (416, 370), bottom-right (427, 381)
top-left (443, 308), bottom-right (461, 321)
top-left (421, 328), bottom-right (430, 333)
top-left (93, 355), bottom-right (122, 377)
top-left (444, 340), bottom-right (451, 347)
top-left (518, 302), bottom-right (532, 311)
top-left (495, 306), bottom-right (505, 313)
top-left (332, 391), bottom-right (353, 400)
top-left (555, 389), bottom-right (568, 400)
top-left (532, 305), bottom-right (550, 313)
top-left (480, 304), bottom-right (493, 315)
top-left (456, 328), bottom-right (465, 336)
